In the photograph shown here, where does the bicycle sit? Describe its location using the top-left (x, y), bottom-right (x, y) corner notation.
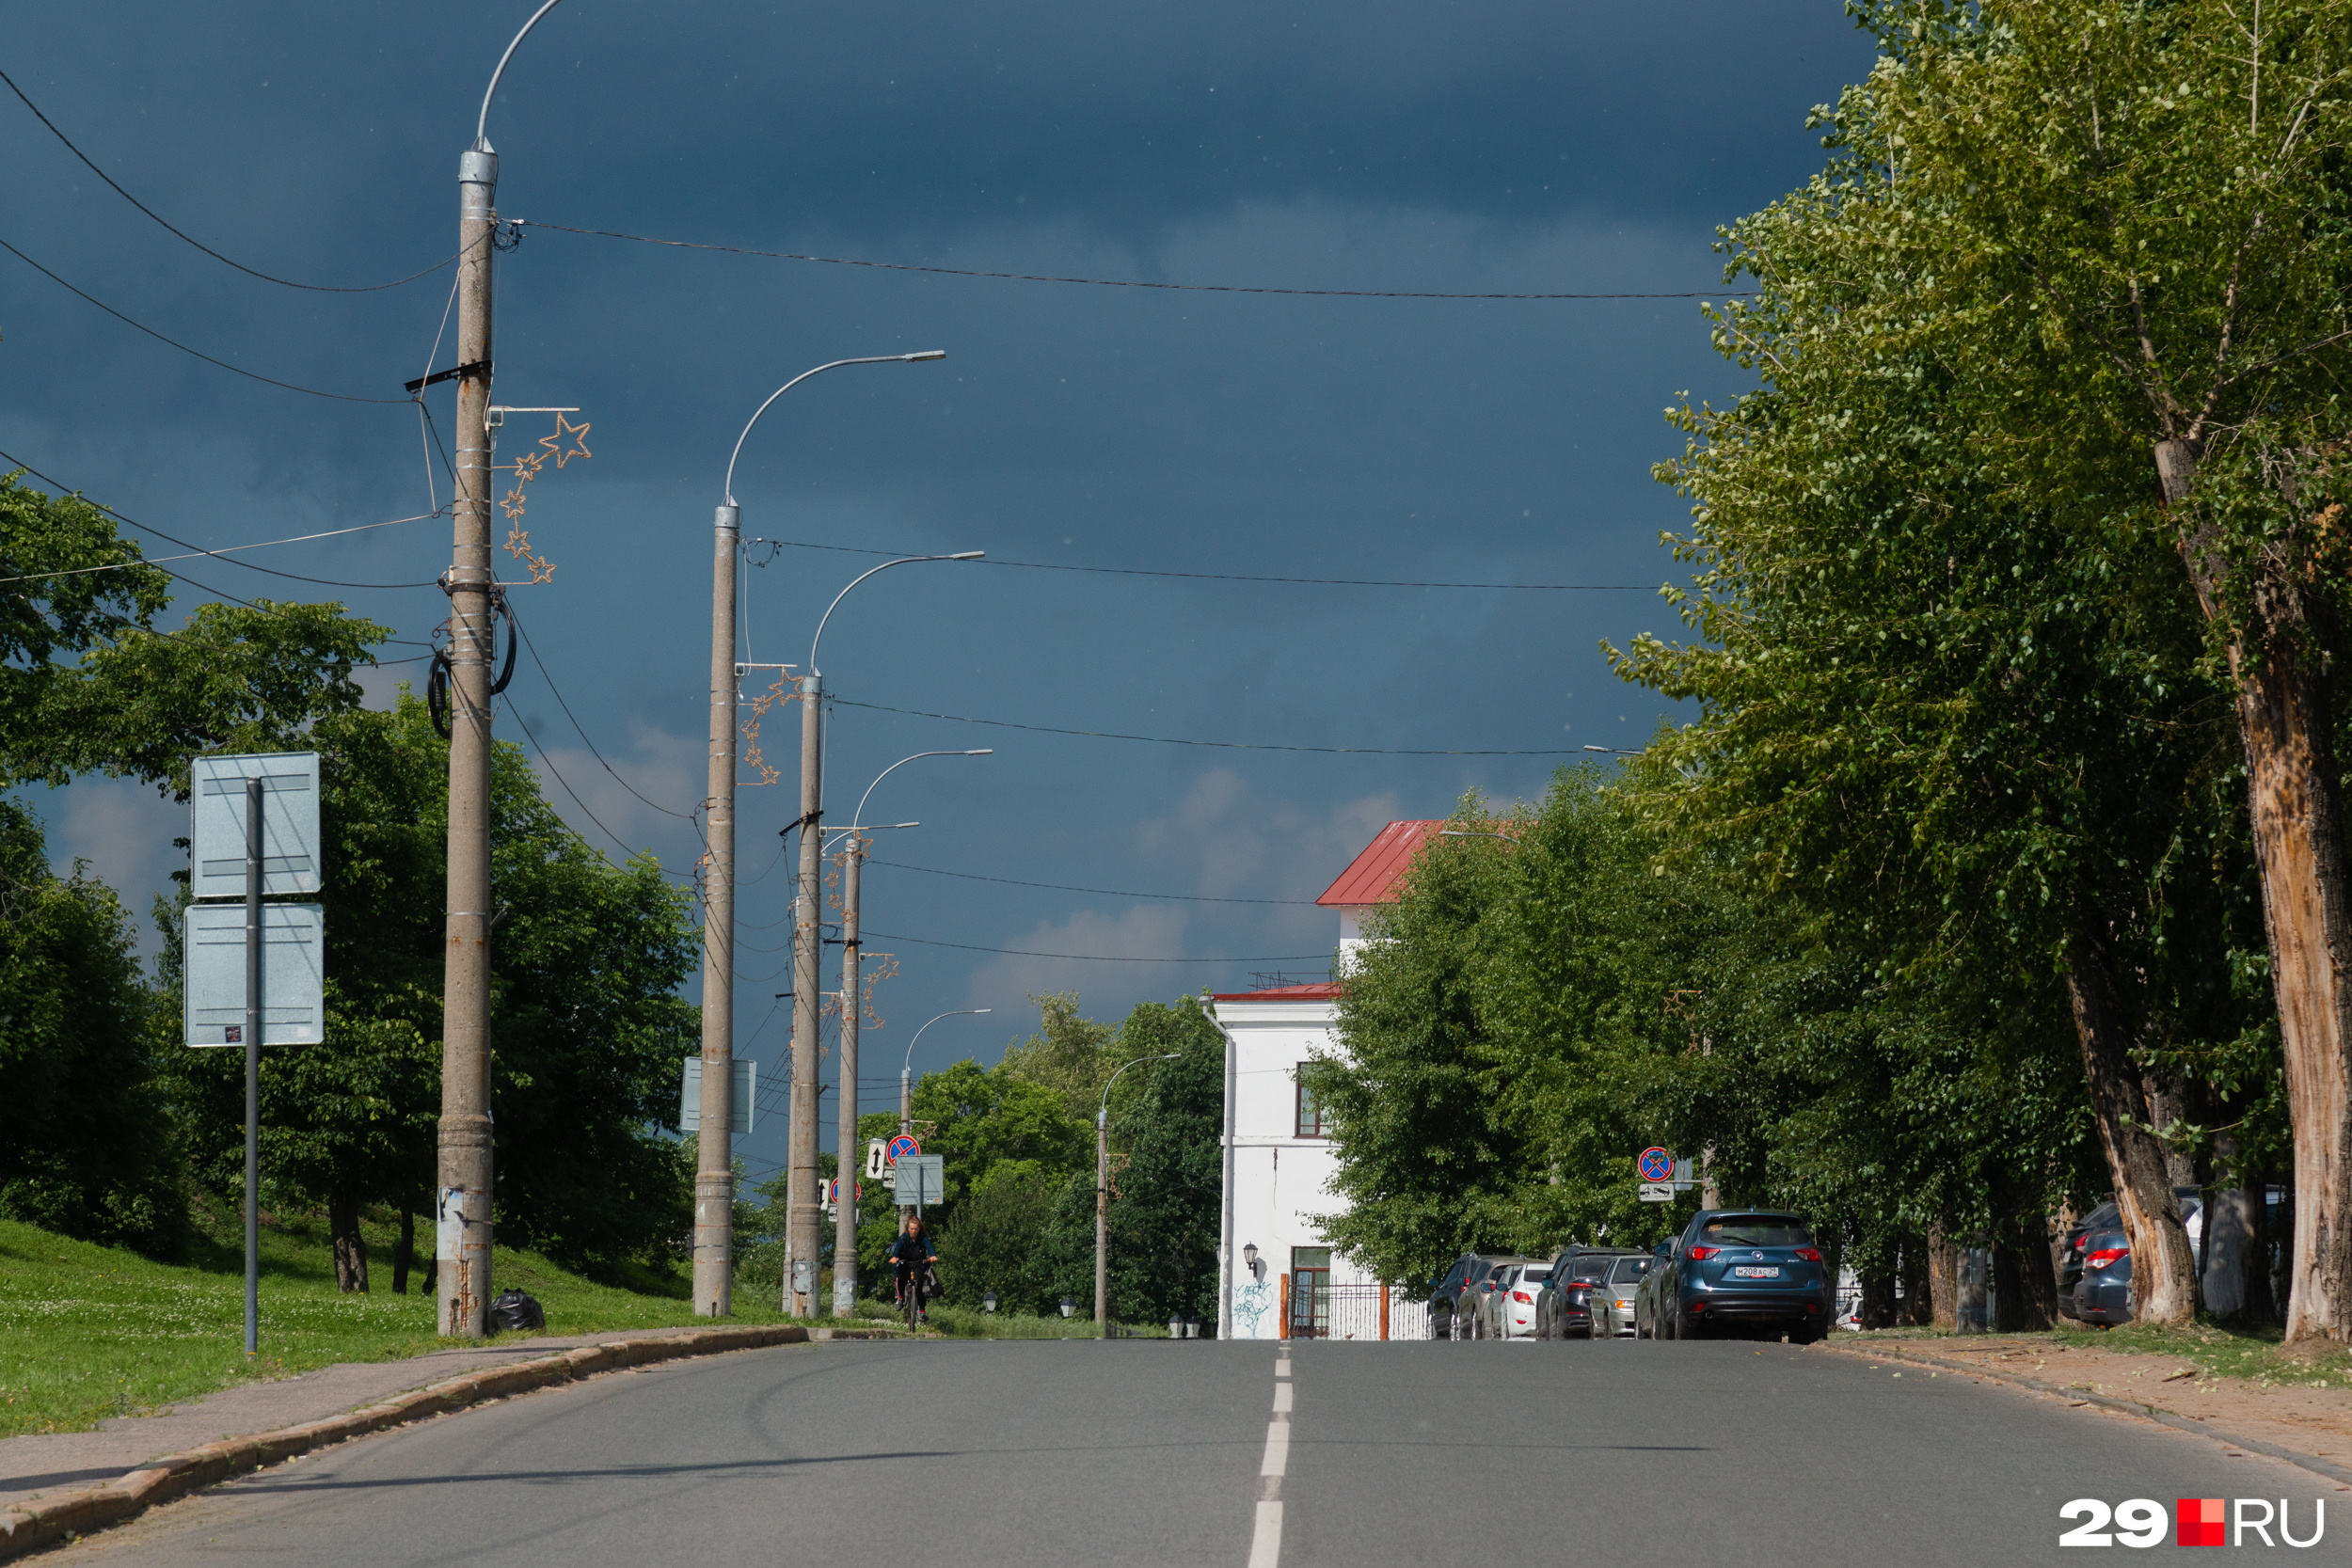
top-left (897, 1261), bottom-right (935, 1331)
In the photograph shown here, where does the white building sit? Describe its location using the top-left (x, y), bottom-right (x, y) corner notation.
top-left (1214, 820), bottom-right (1438, 1339)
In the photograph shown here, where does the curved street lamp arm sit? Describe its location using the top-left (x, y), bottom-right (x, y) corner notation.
top-left (1099, 1053), bottom-right (1182, 1125)
top-left (723, 353), bottom-right (943, 506)
top-left (853, 750), bottom-right (992, 832)
top-left (903, 1007), bottom-right (993, 1075)
top-left (476, 0), bottom-right (568, 150)
top-left (809, 551), bottom-right (982, 678)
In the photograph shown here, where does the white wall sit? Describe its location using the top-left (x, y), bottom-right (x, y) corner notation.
top-left (1215, 995), bottom-right (1376, 1338)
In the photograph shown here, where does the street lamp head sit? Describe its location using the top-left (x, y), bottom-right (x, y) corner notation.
top-left (904, 350), bottom-right (947, 361)
top-left (1060, 1297), bottom-right (1076, 1319)
top-left (947, 550), bottom-right (986, 561)
top-left (964, 749), bottom-right (993, 756)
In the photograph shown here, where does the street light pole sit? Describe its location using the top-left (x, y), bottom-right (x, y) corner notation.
top-left (437, 0), bottom-right (564, 1342)
top-left (784, 548), bottom-right (981, 1314)
top-left (1096, 1053), bottom-right (1180, 1333)
top-left (896, 1007), bottom-right (991, 1213)
top-left (703, 354), bottom-right (946, 1321)
top-left (828, 752), bottom-right (989, 1316)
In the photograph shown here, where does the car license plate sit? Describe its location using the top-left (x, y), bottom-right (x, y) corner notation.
top-left (1731, 1266), bottom-right (1781, 1279)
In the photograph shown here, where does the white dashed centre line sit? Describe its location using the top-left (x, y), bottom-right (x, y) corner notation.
top-left (1249, 1347), bottom-right (1293, 1566)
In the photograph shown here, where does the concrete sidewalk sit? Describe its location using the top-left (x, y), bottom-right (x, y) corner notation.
top-left (0, 1330), bottom-right (706, 1512)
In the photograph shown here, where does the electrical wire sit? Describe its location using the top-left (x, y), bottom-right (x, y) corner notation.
top-left (501, 696), bottom-right (694, 880)
top-left (503, 598), bottom-right (704, 829)
top-left (747, 534), bottom-right (1656, 592)
top-left (0, 65), bottom-right (459, 293)
top-left (0, 448), bottom-right (443, 594)
top-left (0, 507), bottom-right (441, 587)
top-left (0, 234), bottom-right (408, 404)
top-left (860, 928), bottom-right (1331, 962)
top-left (516, 219), bottom-right (1756, 301)
top-left (866, 858), bottom-right (1316, 905)
top-left (833, 697), bottom-right (1591, 756)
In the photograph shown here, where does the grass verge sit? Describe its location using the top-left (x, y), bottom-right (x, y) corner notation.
top-left (0, 1209), bottom-right (803, 1439)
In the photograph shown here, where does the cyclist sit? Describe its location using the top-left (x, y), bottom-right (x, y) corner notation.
top-left (888, 1214), bottom-right (939, 1324)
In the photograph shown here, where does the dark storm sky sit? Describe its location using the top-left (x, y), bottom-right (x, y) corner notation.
top-left (3, 2), bottom-right (1878, 1172)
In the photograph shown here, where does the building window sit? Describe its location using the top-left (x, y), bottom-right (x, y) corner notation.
top-left (1290, 1246), bottom-right (1332, 1338)
top-left (1295, 1080), bottom-right (1329, 1138)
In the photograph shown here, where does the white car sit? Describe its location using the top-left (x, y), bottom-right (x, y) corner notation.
top-left (1491, 1262), bottom-right (1550, 1338)
top-left (1589, 1254), bottom-right (1655, 1338)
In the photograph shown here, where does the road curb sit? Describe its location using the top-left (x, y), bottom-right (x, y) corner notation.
top-left (0, 1323), bottom-right (812, 1562)
top-left (1813, 1338), bottom-right (2352, 1489)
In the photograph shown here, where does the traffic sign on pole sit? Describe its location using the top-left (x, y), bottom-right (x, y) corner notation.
top-left (893, 1154), bottom-right (943, 1207)
top-left (866, 1139), bottom-right (889, 1180)
top-left (886, 1132), bottom-right (921, 1165)
top-left (1637, 1147), bottom-right (1675, 1183)
top-left (1638, 1183), bottom-right (1675, 1203)
top-left (191, 752), bottom-right (321, 900)
top-left (679, 1057), bottom-right (755, 1134)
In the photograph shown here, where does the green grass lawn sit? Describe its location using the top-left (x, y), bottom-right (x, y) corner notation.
top-left (0, 1206), bottom-right (809, 1439)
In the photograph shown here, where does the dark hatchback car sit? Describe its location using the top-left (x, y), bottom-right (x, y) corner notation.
top-left (1425, 1254), bottom-right (1517, 1340)
top-left (2072, 1224), bottom-right (2134, 1326)
top-left (1647, 1210), bottom-right (1833, 1341)
top-left (1534, 1246), bottom-right (1637, 1339)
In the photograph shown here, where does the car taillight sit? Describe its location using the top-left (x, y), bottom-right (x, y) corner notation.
top-left (1687, 1245), bottom-right (1719, 1260)
top-left (1512, 1291), bottom-right (1534, 1304)
top-left (1792, 1247), bottom-right (1822, 1261)
top-left (2086, 1247), bottom-right (2128, 1271)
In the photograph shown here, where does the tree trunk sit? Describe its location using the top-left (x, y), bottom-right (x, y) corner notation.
top-left (1993, 1212), bottom-right (2058, 1331)
top-left (1859, 1270), bottom-right (1898, 1329)
top-left (1927, 1229), bottom-right (1959, 1329)
top-left (393, 1206), bottom-right (414, 1296)
top-left (2161, 436), bottom-right (2352, 1343)
top-left (2142, 1072), bottom-right (2198, 1187)
top-left (1900, 1234), bottom-right (1932, 1324)
top-left (328, 1191), bottom-right (369, 1293)
top-left (2062, 919), bottom-right (2200, 1323)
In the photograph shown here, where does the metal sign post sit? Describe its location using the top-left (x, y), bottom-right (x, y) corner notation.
top-left (893, 1155), bottom-right (944, 1213)
top-left (187, 752), bottom-right (323, 1360)
top-left (678, 1058), bottom-right (755, 1134)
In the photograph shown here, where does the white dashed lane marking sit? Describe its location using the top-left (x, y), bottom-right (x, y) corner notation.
top-left (1249, 1347), bottom-right (1293, 1566)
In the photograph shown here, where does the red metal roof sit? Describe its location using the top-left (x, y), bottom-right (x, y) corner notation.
top-left (1212, 982), bottom-right (1344, 1003)
top-left (1315, 820), bottom-right (1442, 907)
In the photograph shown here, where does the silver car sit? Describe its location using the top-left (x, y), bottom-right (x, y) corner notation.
top-left (1589, 1254), bottom-right (1656, 1338)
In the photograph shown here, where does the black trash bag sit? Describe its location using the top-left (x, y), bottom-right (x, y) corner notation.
top-left (489, 1289), bottom-right (545, 1332)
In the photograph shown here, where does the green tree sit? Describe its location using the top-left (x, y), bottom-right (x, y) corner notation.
top-left (1751, 0), bottom-right (2352, 1339)
top-left (0, 800), bottom-right (185, 1258)
top-left (161, 695), bottom-right (699, 1285)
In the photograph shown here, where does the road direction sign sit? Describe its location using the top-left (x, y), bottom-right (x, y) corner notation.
top-left (191, 752), bottom-right (322, 900)
top-left (183, 903), bottom-right (326, 1046)
top-left (894, 1154), bottom-right (943, 1206)
top-left (886, 1132), bottom-right (921, 1164)
top-left (866, 1139), bottom-right (889, 1179)
top-left (1638, 1183), bottom-right (1675, 1202)
top-left (1638, 1147), bottom-right (1675, 1183)
top-left (678, 1057), bottom-right (755, 1134)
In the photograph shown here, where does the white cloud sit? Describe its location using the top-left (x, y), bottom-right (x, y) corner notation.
top-left (1136, 768), bottom-right (1405, 906)
top-left (956, 903), bottom-right (1194, 1022)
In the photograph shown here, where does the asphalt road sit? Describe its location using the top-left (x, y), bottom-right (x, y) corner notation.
top-left (51, 1334), bottom-right (2337, 1568)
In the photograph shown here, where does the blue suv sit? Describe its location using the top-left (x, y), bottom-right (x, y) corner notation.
top-left (1642, 1209), bottom-right (1832, 1342)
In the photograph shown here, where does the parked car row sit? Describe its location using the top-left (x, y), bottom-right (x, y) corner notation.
top-left (1423, 1213), bottom-right (1828, 1342)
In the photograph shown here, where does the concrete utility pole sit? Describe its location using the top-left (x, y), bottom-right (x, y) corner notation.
top-left (692, 499), bottom-right (740, 1318)
top-left (710, 354), bottom-right (946, 1318)
top-left (436, 0), bottom-right (564, 1340)
top-left (833, 836), bottom-right (862, 1315)
top-left (782, 546), bottom-right (978, 1312)
top-left (1096, 1053), bottom-right (1179, 1332)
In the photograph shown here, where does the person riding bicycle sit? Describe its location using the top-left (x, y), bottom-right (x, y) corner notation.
top-left (888, 1215), bottom-right (939, 1323)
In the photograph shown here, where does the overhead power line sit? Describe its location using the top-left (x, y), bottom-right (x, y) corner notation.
top-left (834, 696), bottom-right (1592, 756)
top-left (516, 219), bottom-right (1756, 301)
top-left (867, 858), bottom-right (1317, 905)
top-left (0, 449), bottom-right (438, 591)
top-left (747, 535), bottom-right (1656, 592)
top-left (861, 928), bottom-right (1331, 963)
top-left (0, 234), bottom-right (408, 404)
top-left (0, 65), bottom-right (458, 293)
